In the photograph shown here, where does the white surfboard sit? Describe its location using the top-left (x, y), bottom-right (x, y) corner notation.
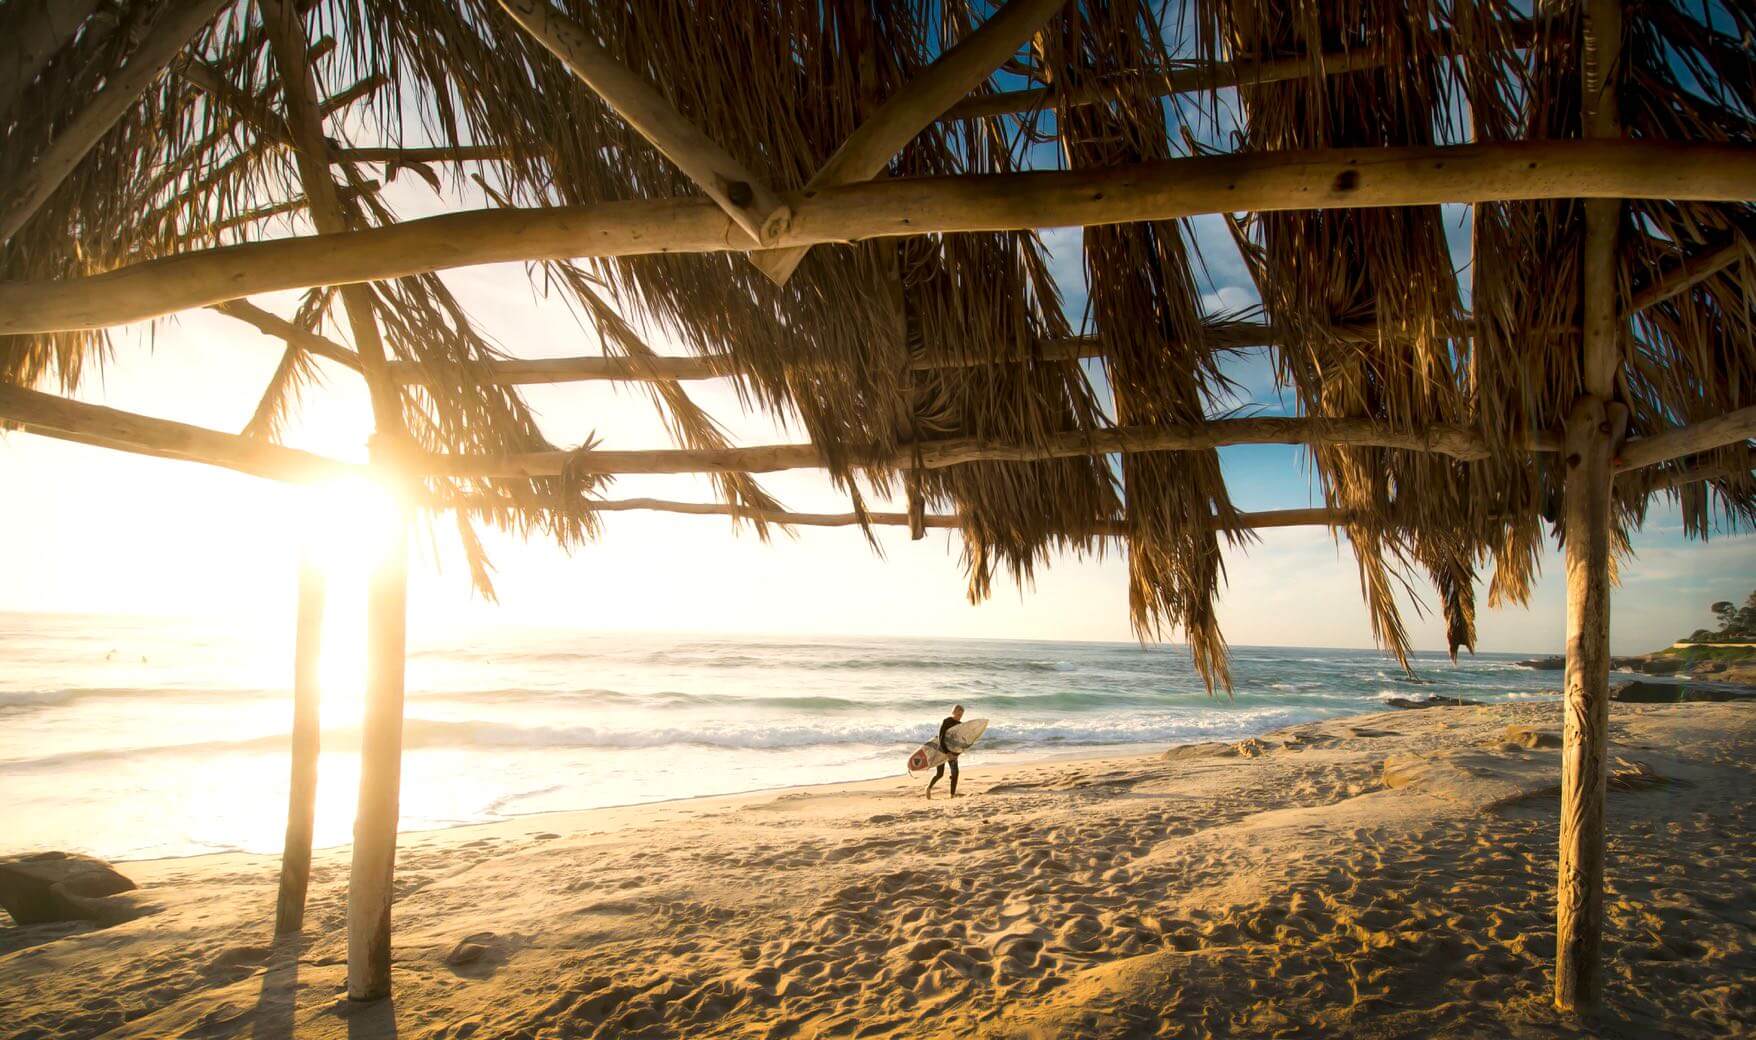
top-left (906, 718), bottom-right (988, 775)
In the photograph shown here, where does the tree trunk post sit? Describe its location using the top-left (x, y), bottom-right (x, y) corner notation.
top-left (1556, 0), bottom-right (1623, 1015)
top-left (275, 561), bottom-right (325, 935)
top-left (346, 464), bottom-right (409, 1000)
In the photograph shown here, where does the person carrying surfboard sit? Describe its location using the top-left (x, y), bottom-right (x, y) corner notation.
top-left (927, 705), bottom-right (965, 799)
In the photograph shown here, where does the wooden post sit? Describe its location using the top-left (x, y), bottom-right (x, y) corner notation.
top-left (1556, 0), bottom-right (1623, 1015)
top-left (275, 561), bottom-right (325, 935)
top-left (347, 457), bottom-right (409, 1000)
top-left (260, 0), bottom-right (411, 1001)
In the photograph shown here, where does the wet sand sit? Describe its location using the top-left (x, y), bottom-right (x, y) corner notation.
top-left (1, 700), bottom-right (1751, 1039)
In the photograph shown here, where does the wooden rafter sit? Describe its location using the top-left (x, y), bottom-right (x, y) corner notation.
top-left (5, 381), bottom-right (1736, 521)
top-left (0, 0), bottom-right (230, 244)
top-left (420, 417), bottom-right (1557, 481)
top-left (493, 0), bottom-right (789, 249)
top-left (6, 140), bottom-right (1751, 337)
top-left (211, 299), bottom-right (364, 372)
top-left (579, 497), bottom-right (1344, 534)
top-left (751, 0), bottom-right (1069, 283)
top-left (0, 382), bottom-right (358, 483)
top-left (1629, 238), bottom-right (1749, 312)
top-left (1615, 405), bottom-right (1756, 472)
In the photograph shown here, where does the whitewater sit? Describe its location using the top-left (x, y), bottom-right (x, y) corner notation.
top-left (0, 611), bottom-right (1563, 860)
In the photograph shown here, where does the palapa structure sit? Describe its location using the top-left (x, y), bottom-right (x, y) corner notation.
top-left (1, 0), bottom-right (1752, 1015)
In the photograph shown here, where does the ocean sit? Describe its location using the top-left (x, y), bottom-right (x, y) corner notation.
top-left (0, 611), bottom-right (1563, 862)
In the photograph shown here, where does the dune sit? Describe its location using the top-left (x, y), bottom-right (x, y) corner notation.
top-left (0, 700), bottom-right (1750, 1039)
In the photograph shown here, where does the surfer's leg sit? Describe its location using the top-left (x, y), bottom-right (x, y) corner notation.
top-left (949, 758), bottom-right (959, 797)
top-left (927, 763), bottom-right (945, 798)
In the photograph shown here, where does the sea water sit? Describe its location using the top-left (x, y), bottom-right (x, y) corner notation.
top-left (0, 611), bottom-right (1562, 861)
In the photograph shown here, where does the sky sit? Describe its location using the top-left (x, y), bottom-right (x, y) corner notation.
top-left (2, 21), bottom-right (1751, 660)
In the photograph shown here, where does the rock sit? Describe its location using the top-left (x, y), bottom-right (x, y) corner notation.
top-left (445, 931), bottom-right (499, 967)
top-left (1502, 725), bottom-right (1562, 749)
top-left (1611, 680), bottom-right (1756, 703)
top-left (1515, 656), bottom-right (1566, 671)
top-left (446, 942), bottom-right (487, 966)
top-left (1609, 757), bottom-right (1672, 791)
top-left (1385, 695), bottom-right (1482, 710)
top-left (0, 852), bottom-right (136, 925)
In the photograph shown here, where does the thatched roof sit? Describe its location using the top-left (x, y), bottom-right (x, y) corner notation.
top-left (1, 0), bottom-right (1752, 691)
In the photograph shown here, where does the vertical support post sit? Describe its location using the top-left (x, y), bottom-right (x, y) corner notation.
top-left (348, 458), bottom-right (409, 999)
top-left (260, 0), bottom-right (411, 1002)
top-left (274, 561), bottom-right (326, 935)
top-left (1555, 0), bottom-right (1623, 1016)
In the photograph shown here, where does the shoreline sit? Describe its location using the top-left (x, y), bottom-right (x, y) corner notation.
top-left (110, 737), bottom-right (1182, 872)
top-left (5, 699), bottom-right (1749, 1039)
top-left (101, 687), bottom-right (1567, 871)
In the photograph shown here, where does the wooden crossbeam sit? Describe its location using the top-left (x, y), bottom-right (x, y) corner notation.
top-left (0, 0), bottom-right (231, 244)
top-left (493, 0), bottom-right (789, 249)
top-left (176, 58), bottom-right (301, 148)
top-left (751, 0), bottom-right (1069, 283)
top-left (320, 73), bottom-right (388, 116)
top-left (216, 307), bottom-right (1312, 385)
top-left (421, 417), bottom-right (1561, 481)
top-left (1629, 238), bottom-right (1749, 312)
top-left (3, 381), bottom-right (1738, 510)
top-left (579, 496), bottom-right (1343, 534)
top-left (6, 140), bottom-right (1750, 337)
top-left (340, 144), bottom-right (508, 165)
top-left (211, 299), bottom-right (364, 372)
top-left (0, 382), bottom-right (357, 483)
top-left (1615, 405), bottom-right (1756, 472)
top-left (942, 20), bottom-right (1538, 122)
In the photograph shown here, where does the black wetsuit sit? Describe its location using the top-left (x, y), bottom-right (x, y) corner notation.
top-left (928, 715), bottom-right (961, 796)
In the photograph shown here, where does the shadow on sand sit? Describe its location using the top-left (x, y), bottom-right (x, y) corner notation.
top-left (248, 934), bottom-right (397, 1040)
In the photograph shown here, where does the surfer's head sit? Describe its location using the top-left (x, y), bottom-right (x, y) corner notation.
top-left (952, 705), bottom-right (965, 719)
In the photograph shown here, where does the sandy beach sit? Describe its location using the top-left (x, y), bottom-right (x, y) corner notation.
top-left (2, 699), bottom-right (1751, 1040)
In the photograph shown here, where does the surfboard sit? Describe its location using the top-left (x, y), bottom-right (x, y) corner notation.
top-left (906, 718), bottom-right (988, 775)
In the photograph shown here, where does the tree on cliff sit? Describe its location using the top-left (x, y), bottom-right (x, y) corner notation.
top-left (1697, 590), bottom-right (1756, 641)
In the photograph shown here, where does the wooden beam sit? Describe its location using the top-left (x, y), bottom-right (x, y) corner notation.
top-left (1556, 0), bottom-right (1624, 1016)
top-left (211, 299), bottom-right (364, 372)
top-left (0, 0), bottom-right (229, 245)
top-left (492, 0), bottom-right (788, 248)
top-left (1636, 448), bottom-right (1755, 493)
top-left (0, 382), bottom-right (358, 483)
top-left (385, 320), bottom-right (1298, 385)
top-left (1614, 405), bottom-right (1756, 472)
top-left (940, 20), bottom-right (1540, 122)
top-left (421, 417), bottom-right (1560, 481)
top-left (5, 139), bottom-right (1751, 337)
top-left (1628, 238), bottom-right (1748, 312)
top-left (751, 0), bottom-right (1069, 283)
top-left (579, 496), bottom-right (1345, 533)
top-left (0, 0), bottom-right (103, 127)
top-left (339, 144), bottom-right (508, 165)
top-left (320, 73), bottom-right (387, 117)
top-left (275, 562), bottom-right (325, 935)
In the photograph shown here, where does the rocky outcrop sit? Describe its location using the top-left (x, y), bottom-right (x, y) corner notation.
top-left (1611, 680), bottom-right (1756, 704)
top-left (1385, 695), bottom-right (1482, 710)
top-left (0, 852), bottom-right (137, 925)
top-left (1514, 656), bottom-right (1566, 671)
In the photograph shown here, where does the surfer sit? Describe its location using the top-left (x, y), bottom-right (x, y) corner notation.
top-left (927, 704), bottom-right (965, 799)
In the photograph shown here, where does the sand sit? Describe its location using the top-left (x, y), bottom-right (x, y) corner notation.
top-left (2, 700), bottom-right (1752, 1039)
